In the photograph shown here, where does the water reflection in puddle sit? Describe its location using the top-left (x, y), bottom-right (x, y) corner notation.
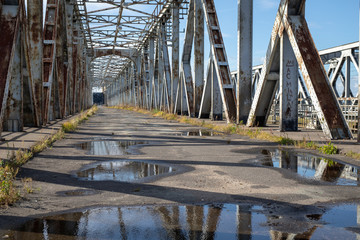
top-left (177, 130), bottom-right (222, 136)
top-left (56, 189), bottom-right (99, 197)
top-left (76, 140), bottom-right (149, 155)
top-left (261, 150), bottom-right (360, 186)
top-left (77, 161), bottom-right (174, 182)
top-left (6, 204), bottom-right (360, 239)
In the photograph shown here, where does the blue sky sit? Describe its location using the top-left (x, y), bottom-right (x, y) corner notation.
top-left (210, 0), bottom-right (359, 69)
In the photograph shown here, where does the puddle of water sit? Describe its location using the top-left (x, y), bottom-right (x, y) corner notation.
top-left (177, 130), bottom-right (222, 136)
top-left (76, 161), bottom-right (174, 182)
top-left (261, 150), bottom-right (360, 186)
top-left (76, 140), bottom-right (149, 155)
top-left (5, 204), bottom-right (360, 240)
top-left (56, 189), bottom-right (98, 197)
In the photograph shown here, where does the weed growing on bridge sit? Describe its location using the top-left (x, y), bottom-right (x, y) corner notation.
top-left (345, 151), bottom-right (360, 160)
top-left (0, 105), bottom-right (98, 206)
top-left (318, 142), bottom-right (339, 155)
top-left (62, 105), bottom-right (98, 133)
top-left (0, 164), bottom-right (20, 206)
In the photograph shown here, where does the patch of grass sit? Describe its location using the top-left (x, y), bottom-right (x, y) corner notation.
top-left (0, 164), bottom-right (20, 206)
top-left (294, 138), bottom-right (318, 150)
top-left (62, 121), bottom-right (78, 133)
top-left (318, 142), bottom-right (339, 155)
top-left (278, 137), bottom-right (295, 146)
top-left (345, 151), bottom-right (360, 160)
top-left (62, 105), bottom-right (98, 133)
top-left (0, 105), bottom-right (98, 206)
top-left (22, 177), bottom-right (34, 194)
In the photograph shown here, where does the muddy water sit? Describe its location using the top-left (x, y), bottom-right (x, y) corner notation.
top-left (5, 203), bottom-right (360, 239)
top-left (76, 161), bottom-right (174, 182)
top-left (76, 140), bottom-right (149, 155)
top-left (261, 150), bottom-right (360, 185)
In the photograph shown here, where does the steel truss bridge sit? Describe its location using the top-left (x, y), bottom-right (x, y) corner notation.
top-left (0, 0), bottom-right (359, 141)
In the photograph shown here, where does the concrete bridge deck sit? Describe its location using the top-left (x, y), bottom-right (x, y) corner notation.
top-left (1, 107), bottom-right (360, 232)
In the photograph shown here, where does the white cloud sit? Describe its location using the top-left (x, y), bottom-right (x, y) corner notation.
top-left (257, 0), bottom-right (278, 10)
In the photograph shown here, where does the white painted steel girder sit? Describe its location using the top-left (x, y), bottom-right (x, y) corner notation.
top-left (237, 0), bottom-right (253, 124)
top-left (194, 0), bottom-right (204, 116)
top-left (279, 31), bottom-right (298, 131)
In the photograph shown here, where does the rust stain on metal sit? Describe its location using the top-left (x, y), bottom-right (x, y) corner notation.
top-left (0, 14), bottom-right (17, 113)
top-left (292, 19), bottom-right (346, 129)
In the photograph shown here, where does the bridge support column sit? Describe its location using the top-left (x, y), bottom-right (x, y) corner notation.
top-left (5, 26), bottom-right (23, 132)
top-left (194, 0), bottom-right (204, 117)
top-left (280, 32), bottom-right (298, 131)
top-left (27, 0), bottom-right (43, 126)
top-left (171, 1), bottom-right (180, 113)
top-left (149, 37), bottom-right (155, 109)
top-left (210, 56), bottom-right (222, 120)
top-left (358, 4), bottom-right (360, 142)
top-left (237, 0), bottom-right (253, 124)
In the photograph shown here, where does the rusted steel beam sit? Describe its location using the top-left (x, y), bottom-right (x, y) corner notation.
top-left (161, 23), bottom-right (171, 112)
top-left (358, 6), bottom-right (360, 143)
top-left (279, 32), bottom-right (298, 131)
top-left (198, 57), bottom-right (212, 118)
top-left (194, 0), bottom-right (204, 117)
top-left (237, 0), bottom-right (253, 124)
top-left (65, 1), bottom-right (73, 116)
top-left (142, 44), bottom-right (150, 109)
top-left (55, 1), bottom-right (66, 119)
top-left (152, 38), bottom-right (159, 108)
top-left (180, 0), bottom-right (194, 116)
top-left (5, 12), bottom-right (23, 132)
top-left (72, 25), bottom-right (79, 114)
top-left (247, 0), bottom-right (351, 139)
top-left (285, 15), bottom-right (352, 139)
top-left (42, 0), bottom-right (60, 124)
top-left (202, 0), bottom-right (236, 123)
top-left (0, 5), bottom-right (20, 136)
top-left (148, 38), bottom-right (155, 109)
top-left (171, 1), bottom-right (180, 113)
top-left (210, 51), bottom-right (222, 120)
top-left (246, 1), bottom-right (286, 127)
top-left (25, 0), bottom-right (43, 126)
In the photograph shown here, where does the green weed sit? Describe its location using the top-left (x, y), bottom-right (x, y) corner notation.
top-left (318, 142), bottom-right (339, 155)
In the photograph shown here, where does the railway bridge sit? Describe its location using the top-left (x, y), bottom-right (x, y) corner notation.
top-left (0, 0), bottom-right (359, 141)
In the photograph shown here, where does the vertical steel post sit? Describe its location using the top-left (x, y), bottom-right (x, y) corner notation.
top-left (181, 0), bottom-right (195, 115)
top-left (149, 37), bottom-right (155, 109)
top-left (211, 54), bottom-right (222, 120)
top-left (65, 1), bottom-right (73, 115)
top-left (237, 0), bottom-right (253, 124)
top-left (280, 31), bottom-right (298, 131)
top-left (27, 0), bottom-right (43, 126)
top-left (358, 1), bottom-right (360, 142)
top-left (345, 56), bottom-right (351, 99)
top-left (5, 26), bottom-right (23, 132)
top-left (194, 0), bottom-right (204, 117)
top-left (72, 23), bottom-right (79, 114)
top-left (157, 26), bottom-right (163, 109)
top-left (0, 4), bottom-right (20, 137)
top-left (172, 1), bottom-right (180, 113)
